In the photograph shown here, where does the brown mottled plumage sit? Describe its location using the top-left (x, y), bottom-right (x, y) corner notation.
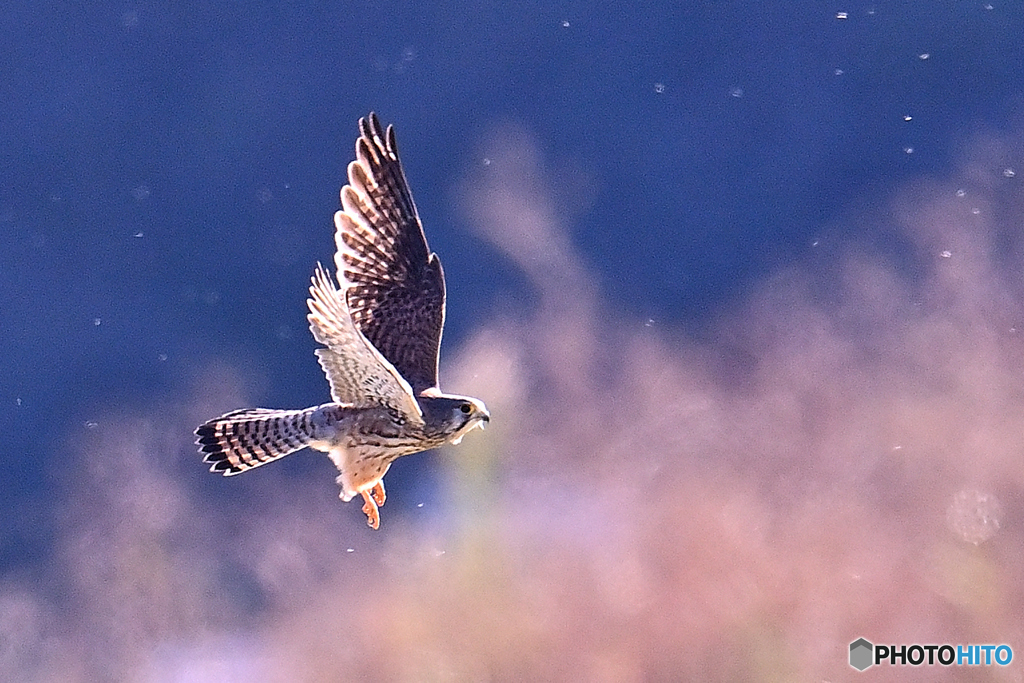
top-left (196, 114), bottom-right (489, 529)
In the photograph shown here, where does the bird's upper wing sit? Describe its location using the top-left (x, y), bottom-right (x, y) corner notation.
top-left (332, 113), bottom-right (446, 395)
top-left (307, 263), bottom-right (423, 424)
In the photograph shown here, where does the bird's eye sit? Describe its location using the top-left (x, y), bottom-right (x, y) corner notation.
top-left (459, 403), bottom-right (472, 414)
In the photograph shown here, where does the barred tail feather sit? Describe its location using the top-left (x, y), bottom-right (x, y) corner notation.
top-left (195, 406), bottom-right (320, 476)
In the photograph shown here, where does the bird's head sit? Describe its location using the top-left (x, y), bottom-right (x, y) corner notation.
top-left (419, 391), bottom-right (490, 444)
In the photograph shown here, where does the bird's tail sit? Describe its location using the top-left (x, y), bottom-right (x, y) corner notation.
top-left (195, 406), bottom-right (322, 476)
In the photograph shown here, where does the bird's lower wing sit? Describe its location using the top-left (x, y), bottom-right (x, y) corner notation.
top-left (307, 263), bottom-right (423, 423)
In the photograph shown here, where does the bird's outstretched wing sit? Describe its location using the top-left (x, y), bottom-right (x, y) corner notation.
top-left (333, 113), bottom-right (446, 395)
top-left (307, 263), bottom-right (423, 423)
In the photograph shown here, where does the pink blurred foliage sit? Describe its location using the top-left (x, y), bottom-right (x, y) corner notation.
top-left (6, 127), bottom-right (1024, 682)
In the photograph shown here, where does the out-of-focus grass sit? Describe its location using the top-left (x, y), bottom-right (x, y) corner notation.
top-left (5, 128), bottom-right (1024, 682)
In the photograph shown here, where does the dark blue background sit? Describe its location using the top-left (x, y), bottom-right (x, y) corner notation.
top-left (1, 0), bottom-right (1021, 576)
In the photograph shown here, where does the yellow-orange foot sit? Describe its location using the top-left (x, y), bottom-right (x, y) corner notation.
top-left (371, 480), bottom-right (386, 507)
top-left (360, 490), bottom-right (380, 529)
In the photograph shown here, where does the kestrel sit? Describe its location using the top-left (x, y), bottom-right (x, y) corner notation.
top-left (196, 113), bottom-right (490, 529)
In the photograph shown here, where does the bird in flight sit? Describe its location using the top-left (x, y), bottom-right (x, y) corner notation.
top-left (195, 113), bottom-right (490, 529)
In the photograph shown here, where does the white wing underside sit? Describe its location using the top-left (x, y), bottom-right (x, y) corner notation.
top-left (306, 264), bottom-right (423, 424)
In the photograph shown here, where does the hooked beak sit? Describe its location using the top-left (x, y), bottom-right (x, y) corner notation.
top-left (452, 405), bottom-right (490, 444)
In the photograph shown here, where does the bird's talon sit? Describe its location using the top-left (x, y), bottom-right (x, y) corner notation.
top-left (361, 490), bottom-right (381, 529)
top-left (371, 480), bottom-right (386, 507)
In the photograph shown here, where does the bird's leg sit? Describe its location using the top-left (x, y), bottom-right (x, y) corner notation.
top-left (371, 480), bottom-right (386, 507)
top-left (360, 490), bottom-right (380, 529)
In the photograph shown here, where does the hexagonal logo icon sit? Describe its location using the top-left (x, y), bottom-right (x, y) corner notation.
top-left (849, 638), bottom-right (874, 671)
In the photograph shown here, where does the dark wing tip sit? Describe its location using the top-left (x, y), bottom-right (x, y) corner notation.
top-left (385, 121), bottom-right (399, 159)
top-left (357, 112), bottom-right (398, 161)
top-left (359, 112), bottom-right (383, 142)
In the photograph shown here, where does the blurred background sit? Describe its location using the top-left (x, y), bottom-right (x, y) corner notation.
top-left (2, 1), bottom-right (1024, 680)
